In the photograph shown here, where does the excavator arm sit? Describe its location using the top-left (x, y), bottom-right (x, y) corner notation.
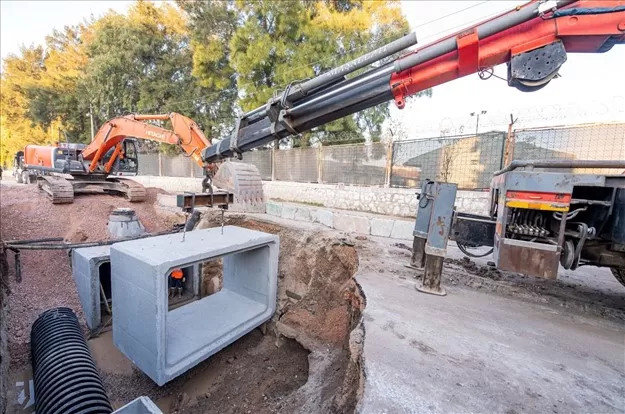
top-left (81, 113), bottom-right (211, 173)
top-left (201, 0), bottom-right (625, 162)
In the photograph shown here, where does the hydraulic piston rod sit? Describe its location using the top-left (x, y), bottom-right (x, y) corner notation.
top-left (241, 32), bottom-right (418, 121)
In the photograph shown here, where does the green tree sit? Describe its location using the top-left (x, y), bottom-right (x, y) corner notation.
top-left (80, 2), bottom-right (218, 152)
top-left (0, 46), bottom-right (56, 166)
top-left (227, 0), bottom-right (422, 146)
top-left (25, 24), bottom-right (91, 142)
top-left (178, 0), bottom-right (238, 142)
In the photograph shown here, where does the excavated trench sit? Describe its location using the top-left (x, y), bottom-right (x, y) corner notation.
top-left (0, 190), bottom-right (366, 413)
top-left (89, 213), bottom-right (367, 412)
top-left (191, 213), bottom-right (367, 413)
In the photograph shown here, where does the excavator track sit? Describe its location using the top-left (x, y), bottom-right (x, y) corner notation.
top-left (37, 176), bottom-right (74, 204)
top-left (113, 178), bottom-right (147, 202)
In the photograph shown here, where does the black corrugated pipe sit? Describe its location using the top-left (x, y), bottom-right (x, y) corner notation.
top-left (31, 308), bottom-right (113, 414)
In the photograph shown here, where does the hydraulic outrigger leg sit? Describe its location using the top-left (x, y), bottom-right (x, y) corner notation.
top-left (410, 181), bottom-right (458, 296)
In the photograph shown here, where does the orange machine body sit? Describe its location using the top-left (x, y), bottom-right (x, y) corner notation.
top-left (81, 113), bottom-right (211, 174)
top-left (23, 145), bottom-right (56, 168)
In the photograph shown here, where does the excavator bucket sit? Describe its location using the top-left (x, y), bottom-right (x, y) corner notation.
top-left (212, 162), bottom-right (265, 213)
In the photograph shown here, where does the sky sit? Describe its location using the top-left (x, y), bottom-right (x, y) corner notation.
top-left (1, 0), bottom-right (623, 138)
top-left (0, 1), bottom-right (133, 62)
top-left (397, 0), bottom-right (625, 137)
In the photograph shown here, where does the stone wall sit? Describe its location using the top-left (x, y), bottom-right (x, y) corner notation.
top-left (262, 181), bottom-right (491, 217)
top-left (128, 176), bottom-right (491, 217)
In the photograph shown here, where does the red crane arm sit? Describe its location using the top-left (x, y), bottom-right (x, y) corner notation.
top-left (390, 0), bottom-right (625, 108)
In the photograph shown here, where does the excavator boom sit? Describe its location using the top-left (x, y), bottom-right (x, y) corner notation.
top-left (81, 112), bottom-right (211, 173)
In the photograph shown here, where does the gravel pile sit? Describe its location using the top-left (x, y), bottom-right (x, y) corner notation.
top-left (0, 183), bottom-right (178, 367)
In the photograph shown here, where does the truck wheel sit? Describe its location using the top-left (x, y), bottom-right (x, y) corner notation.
top-left (611, 268), bottom-right (625, 288)
top-left (22, 171), bottom-right (30, 184)
top-left (16, 171), bottom-right (23, 184)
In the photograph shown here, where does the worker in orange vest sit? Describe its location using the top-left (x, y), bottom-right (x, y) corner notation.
top-left (169, 267), bottom-right (185, 298)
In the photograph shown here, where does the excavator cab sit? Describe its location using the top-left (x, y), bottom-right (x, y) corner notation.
top-left (13, 151), bottom-right (24, 170)
top-left (110, 139), bottom-right (139, 176)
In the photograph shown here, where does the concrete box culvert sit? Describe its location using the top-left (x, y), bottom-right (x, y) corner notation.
top-left (71, 246), bottom-right (111, 330)
top-left (110, 226), bottom-right (279, 386)
top-left (113, 396), bottom-right (163, 414)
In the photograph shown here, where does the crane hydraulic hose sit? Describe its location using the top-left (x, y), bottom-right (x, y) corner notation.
top-left (31, 308), bottom-right (113, 414)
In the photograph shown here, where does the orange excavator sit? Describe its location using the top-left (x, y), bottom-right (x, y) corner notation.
top-left (21, 113), bottom-right (213, 203)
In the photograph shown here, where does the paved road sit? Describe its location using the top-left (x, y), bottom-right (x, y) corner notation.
top-left (357, 268), bottom-right (625, 413)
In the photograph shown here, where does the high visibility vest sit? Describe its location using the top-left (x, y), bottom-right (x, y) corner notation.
top-left (171, 269), bottom-right (184, 279)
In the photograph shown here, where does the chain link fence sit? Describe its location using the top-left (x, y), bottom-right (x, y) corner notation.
top-left (273, 147), bottom-right (319, 182)
top-left (511, 123), bottom-right (625, 174)
top-left (233, 150), bottom-right (272, 180)
top-left (321, 143), bottom-right (387, 186)
top-left (137, 122), bottom-right (624, 189)
top-left (391, 131), bottom-right (507, 190)
top-left (137, 152), bottom-right (159, 176)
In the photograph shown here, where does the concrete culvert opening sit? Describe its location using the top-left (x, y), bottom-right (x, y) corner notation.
top-left (167, 265), bottom-right (196, 310)
top-left (200, 258), bottom-right (223, 297)
top-left (166, 260), bottom-right (223, 311)
top-left (98, 261), bottom-right (112, 318)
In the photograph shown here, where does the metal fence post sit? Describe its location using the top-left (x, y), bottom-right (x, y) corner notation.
top-left (384, 141), bottom-right (394, 188)
top-left (503, 114), bottom-right (517, 167)
top-left (271, 145), bottom-right (276, 181)
top-left (158, 153), bottom-right (163, 176)
top-left (317, 143), bottom-right (323, 183)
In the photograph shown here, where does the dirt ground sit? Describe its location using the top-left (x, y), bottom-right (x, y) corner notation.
top-left (362, 239), bottom-right (625, 323)
top-left (1, 181), bottom-right (364, 414)
top-left (0, 184), bottom-right (177, 369)
top-left (91, 329), bottom-right (310, 413)
top-left (352, 237), bottom-right (625, 413)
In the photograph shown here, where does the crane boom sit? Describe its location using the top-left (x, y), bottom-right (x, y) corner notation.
top-left (201, 0), bottom-right (625, 163)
